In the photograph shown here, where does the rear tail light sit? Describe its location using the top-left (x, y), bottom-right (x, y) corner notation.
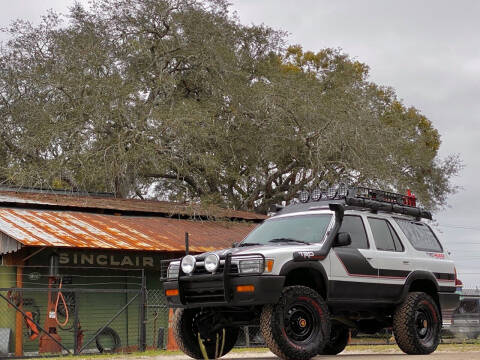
top-left (454, 267), bottom-right (463, 287)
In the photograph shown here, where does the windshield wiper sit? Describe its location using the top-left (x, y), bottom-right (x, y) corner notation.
top-left (239, 242), bottom-right (263, 247)
top-left (268, 238), bottom-right (311, 245)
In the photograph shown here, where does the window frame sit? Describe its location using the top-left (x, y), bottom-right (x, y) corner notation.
top-left (339, 214), bottom-right (370, 250)
top-left (367, 216), bottom-right (405, 253)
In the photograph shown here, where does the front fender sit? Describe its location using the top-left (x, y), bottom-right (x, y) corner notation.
top-left (279, 260), bottom-right (329, 299)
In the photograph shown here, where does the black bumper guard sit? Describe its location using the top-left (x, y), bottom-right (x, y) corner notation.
top-left (163, 253), bottom-right (266, 306)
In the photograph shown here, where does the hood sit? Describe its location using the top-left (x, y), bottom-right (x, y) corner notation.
top-left (195, 243), bottom-right (324, 259)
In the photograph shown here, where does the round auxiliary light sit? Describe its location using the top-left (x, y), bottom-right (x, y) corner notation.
top-left (337, 183), bottom-right (348, 198)
top-left (327, 186), bottom-right (337, 199)
top-left (204, 253), bottom-right (220, 273)
top-left (181, 255), bottom-right (196, 274)
top-left (311, 188), bottom-right (323, 202)
top-left (299, 190), bottom-right (310, 203)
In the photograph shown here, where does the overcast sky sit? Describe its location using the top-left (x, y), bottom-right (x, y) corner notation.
top-left (1, 1), bottom-right (479, 286)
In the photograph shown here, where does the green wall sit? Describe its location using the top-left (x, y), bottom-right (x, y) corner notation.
top-left (19, 266), bottom-right (166, 353)
top-left (0, 266), bottom-right (16, 353)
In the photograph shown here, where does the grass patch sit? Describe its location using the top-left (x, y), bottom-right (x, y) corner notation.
top-left (27, 349), bottom-right (182, 360)
top-left (27, 347), bottom-right (270, 360)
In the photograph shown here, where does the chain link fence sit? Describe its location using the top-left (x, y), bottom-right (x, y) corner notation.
top-left (0, 265), bottom-right (146, 357)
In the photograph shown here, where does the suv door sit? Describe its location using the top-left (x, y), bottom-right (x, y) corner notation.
top-left (329, 215), bottom-right (379, 301)
top-left (365, 216), bottom-right (412, 301)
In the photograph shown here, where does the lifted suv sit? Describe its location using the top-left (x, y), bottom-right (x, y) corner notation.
top-left (164, 187), bottom-right (460, 360)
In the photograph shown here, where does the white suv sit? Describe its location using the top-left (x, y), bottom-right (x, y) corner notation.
top-left (164, 187), bottom-right (460, 360)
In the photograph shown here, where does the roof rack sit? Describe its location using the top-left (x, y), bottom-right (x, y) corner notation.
top-left (274, 186), bottom-right (432, 220)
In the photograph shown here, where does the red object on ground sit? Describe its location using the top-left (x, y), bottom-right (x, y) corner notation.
top-left (24, 312), bottom-right (39, 340)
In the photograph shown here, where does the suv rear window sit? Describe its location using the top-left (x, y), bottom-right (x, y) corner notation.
top-left (394, 218), bottom-right (443, 252)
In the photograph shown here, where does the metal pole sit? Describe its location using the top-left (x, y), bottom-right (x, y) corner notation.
top-left (14, 264), bottom-right (23, 357)
top-left (125, 274), bottom-right (129, 347)
top-left (185, 232), bottom-right (189, 255)
top-left (0, 292), bottom-right (71, 354)
top-left (73, 291), bottom-right (79, 355)
top-left (139, 269), bottom-right (146, 352)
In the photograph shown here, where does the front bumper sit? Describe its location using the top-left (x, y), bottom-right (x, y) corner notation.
top-left (439, 292), bottom-right (460, 312)
top-left (164, 274), bottom-right (285, 308)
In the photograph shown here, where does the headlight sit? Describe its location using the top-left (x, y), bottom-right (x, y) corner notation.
top-left (204, 253), bottom-right (220, 273)
top-left (239, 258), bottom-right (264, 274)
top-left (167, 263), bottom-right (180, 279)
top-left (181, 255), bottom-right (196, 274)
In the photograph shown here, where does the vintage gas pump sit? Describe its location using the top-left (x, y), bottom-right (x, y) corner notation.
top-left (39, 254), bottom-right (62, 353)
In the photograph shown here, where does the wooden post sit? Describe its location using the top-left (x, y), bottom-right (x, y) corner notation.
top-left (15, 264), bottom-right (23, 357)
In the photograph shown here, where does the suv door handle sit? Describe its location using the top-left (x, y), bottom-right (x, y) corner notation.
top-left (402, 261), bottom-right (410, 264)
top-left (365, 257), bottom-right (373, 261)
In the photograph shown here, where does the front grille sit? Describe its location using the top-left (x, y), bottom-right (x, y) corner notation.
top-left (192, 262), bottom-right (239, 275)
top-left (182, 280), bottom-right (226, 303)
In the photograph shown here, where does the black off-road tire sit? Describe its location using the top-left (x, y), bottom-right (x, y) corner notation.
top-left (260, 285), bottom-right (330, 360)
top-left (320, 324), bottom-right (349, 355)
top-left (172, 308), bottom-right (239, 359)
top-left (393, 292), bottom-right (441, 355)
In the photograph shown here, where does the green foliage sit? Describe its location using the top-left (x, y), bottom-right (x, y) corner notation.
top-left (0, 0), bottom-right (460, 212)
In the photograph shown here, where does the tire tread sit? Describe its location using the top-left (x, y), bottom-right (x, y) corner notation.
top-left (393, 292), bottom-right (440, 355)
top-left (260, 285), bottom-right (330, 360)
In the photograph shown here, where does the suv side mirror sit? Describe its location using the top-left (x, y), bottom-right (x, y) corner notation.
top-left (334, 232), bottom-right (351, 247)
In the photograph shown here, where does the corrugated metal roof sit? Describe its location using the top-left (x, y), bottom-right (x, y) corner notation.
top-left (0, 209), bottom-right (257, 253)
top-left (0, 232), bottom-right (22, 254)
top-left (0, 190), bottom-right (267, 221)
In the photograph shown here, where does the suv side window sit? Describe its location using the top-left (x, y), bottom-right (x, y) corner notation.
top-left (338, 215), bottom-right (369, 249)
top-left (394, 218), bottom-right (443, 252)
top-left (368, 218), bottom-right (404, 252)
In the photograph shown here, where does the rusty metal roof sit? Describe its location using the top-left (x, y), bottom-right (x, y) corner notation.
top-left (0, 208), bottom-right (257, 253)
top-left (0, 190), bottom-right (267, 221)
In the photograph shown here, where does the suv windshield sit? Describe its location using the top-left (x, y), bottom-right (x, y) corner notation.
top-left (241, 214), bottom-right (333, 246)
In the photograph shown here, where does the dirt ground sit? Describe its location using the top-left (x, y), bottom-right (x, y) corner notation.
top-left (119, 346), bottom-right (480, 360)
top-left (124, 352), bottom-right (480, 360)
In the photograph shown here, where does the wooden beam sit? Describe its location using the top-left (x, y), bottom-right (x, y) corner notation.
top-left (15, 264), bottom-right (23, 357)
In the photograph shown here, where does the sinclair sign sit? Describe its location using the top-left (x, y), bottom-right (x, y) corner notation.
top-left (25, 248), bottom-right (180, 270)
top-left (58, 252), bottom-right (157, 268)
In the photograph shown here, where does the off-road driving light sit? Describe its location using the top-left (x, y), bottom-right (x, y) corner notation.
top-left (239, 259), bottom-right (263, 274)
top-left (181, 255), bottom-right (196, 274)
top-left (327, 187), bottom-right (337, 199)
top-left (311, 188), bottom-right (322, 201)
top-left (299, 190), bottom-right (310, 203)
top-left (337, 184), bottom-right (348, 197)
top-left (204, 253), bottom-right (220, 273)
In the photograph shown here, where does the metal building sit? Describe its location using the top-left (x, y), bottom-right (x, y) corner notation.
top-left (0, 188), bottom-right (264, 356)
